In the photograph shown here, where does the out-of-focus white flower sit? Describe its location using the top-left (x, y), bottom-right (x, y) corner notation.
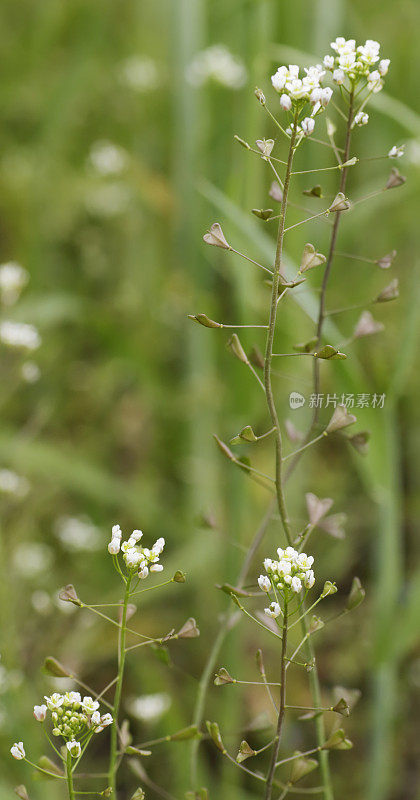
top-left (355, 111), bottom-right (369, 126)
top-left (10, 741), bottom-right (25, 759)
top-left (119, 56), bottom-right (161, 92)
top-left (89, 141), bottom-right (128, 176)
top-left (82, 696), bottom-right (99, 714)
top-left (265, 602), bottom-right (281, 618)
top-left (301, 117), bottom-right (315, 136)
top-left (21, 361), bottom-right (40, 383)
top-left (0, 469), bottom-right (30, 497)
top-left (186, 45), bottom-right (246, 89)
top-left (323, 55), bottom-right (335, 69)
top-left (0, 320), bottom-right (40, 350)
top-left (33, 704), bottom-right (47, 722)
top-left (388, 144), bottom-right (405, 158)
top-left (66, 740), bottom-right (82, 758)
top-left (56, 516), bottom-right (101, 552)
top-left (258, 575), bottom-right (272, 593)
top-left (0, 262), bottom-right (28, 306)
top-left (13, 542), bottom-right (52, 577)
top-left (85, 183), bottom-right (131, 218)
top-left (31, 590), bottom-right (52, 615)
top-left (129, 692), bottom-right (171, 722)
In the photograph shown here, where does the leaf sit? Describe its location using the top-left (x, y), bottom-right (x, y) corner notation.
top-left (306, 492), bottom-right (333, 526)
top-left (345, 577), bottom-right (365, 611)
top-left (177, 617), bottom-right (200, 638)
top-left (206, 721), bottom-right (226, 753)
top-left (214, 667), bottom-right (234, 686)
top-left (236, 740), bottom-right (256, 763)
top-left (326, 405), bottom-right (357, 433)
top-left (322, 729), bottom-right (353, 750)
top-left (314, 344), bottom-right (346, 360)
top-left (203, 222), bottom-right (230, 249)
top-left (230, 425), bottom-right (258, 445)
top-left (188, 313), bottom-right (222, 328)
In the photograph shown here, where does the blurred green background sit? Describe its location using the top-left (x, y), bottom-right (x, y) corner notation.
top-left (0, 1), bottom-right (419, 798)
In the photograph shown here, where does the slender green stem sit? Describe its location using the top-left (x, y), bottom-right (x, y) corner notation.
top-left (265, 602), bottom-right (288, 800)
top-left (108, 573), bottom-right (132, 794)
top-left (264, 113), bottom-right (298, 546)
top-left (67, 751), bottom-right (76, 800)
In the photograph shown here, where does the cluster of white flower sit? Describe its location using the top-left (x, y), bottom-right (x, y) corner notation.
top-left (0, 320), bottom-right (41, 350)
top-left (0, 468), bottom-right (30, 497)
top-left (186, 45), bottom-right (247, 90)
top-left (325, 37), bottom-right (389, 92)
top-left (11, 693), bottom-right (112, 761)
top-left (108, 524), bottom-right (165, 579)
top-left (0, 262), bottom-right (28, 306)
top-left (258, 547), bottom-right (316, 618)
top-left (89, 141), bottom-right (128, 176)
top-left (271, 63), bottom-right (332, 137)
top-left (120, 56), bottom-right (161, 92)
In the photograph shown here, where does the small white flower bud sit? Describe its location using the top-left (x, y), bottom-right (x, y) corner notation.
top-left (291, 576), bottom-right (302, 593)
top-left (10, 741), bottom-right (25, 759)
top-left (33, 704), bottom-right (47, 722)
top-left (323, 55), bottom-right (335, 69)
top-left (279, 93), bottom-right (292, 111)
top-left (108, 538), bottom-right (120, 555)
top-left (111, 524), bottom-right (122, 539)
top-left (150, 563), bottom-right (163, 572)
top-left (304, 569), bottom-right (315, 589)
top-left (258, 575), bottom-right (272, 593)
top-left (388, 144), bottom-right (404, 159)
top-left (310, 87), bottom-right (322, 106)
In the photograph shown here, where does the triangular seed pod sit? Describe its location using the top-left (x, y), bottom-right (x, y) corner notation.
top-left (251, 208), bottom-right (273, 220)
top-left (303, 184), bottom-right (323, 198)
top-left (236, 740), bottom-right (257, 763)
top-left (353, 311), bottom-right (384, 339)
top-left (314, 345), bottom-right (347, 360)
top-left (345, 576), bottom-right (365, 611)
top-left (329, 192), bottom-right (350, 212)
top-left (289, 752), bottom-right (319, 783)
top-left (203, 222), bottom-right (230, 249)
top-left (376, 249), bottom-right (397, 269)
top-left (385, 168), bottom-right (406, 190)
top-left (269, 181), bottom-right (283, 202)
top-left (214, 667), bottom-right (234, 686)
top-left (326, 405), bottom-right (357, 433)
top-left (306, 493), bottom-right (333, 526)
top-left (374, 278), bottom-right (399, 303)
top-left (177, 618), bottom-right (200, 638)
